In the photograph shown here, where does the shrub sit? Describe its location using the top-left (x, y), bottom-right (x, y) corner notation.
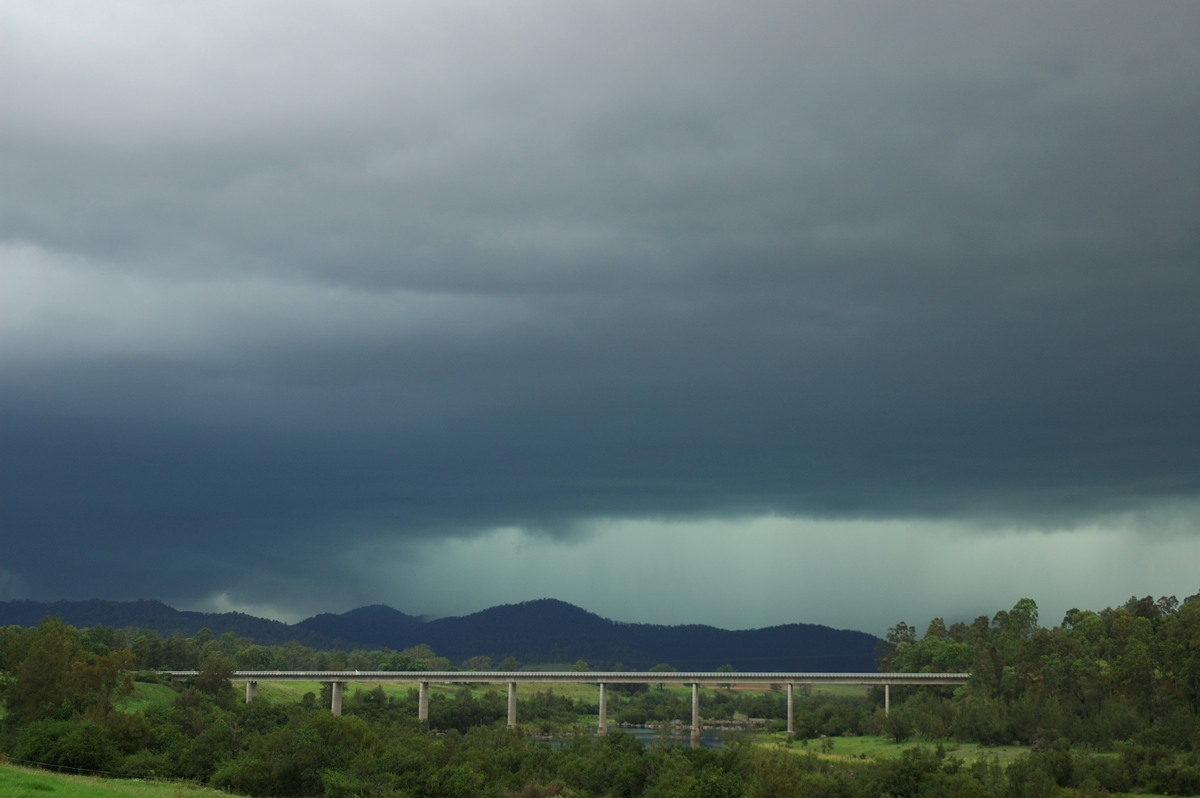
top-left (13, 718), bottom-right (120, 774)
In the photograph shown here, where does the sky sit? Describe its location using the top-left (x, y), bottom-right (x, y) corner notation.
top-left (3, 1), bottom-right (1199, 638)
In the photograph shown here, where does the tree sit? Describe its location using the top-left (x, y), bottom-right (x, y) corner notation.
top-left (717, 664), bottom-right (736, 690)
top-left (194, 655), bottom-right (238, 709)
top-left (994, 598), bottom-right (1039, 657)
top-left (71, 649), bottom-right (135, 721)
top-left (650, 663), bottom-right (676, 691)
top-left (399, 644), bottom-right (450, 671)
top-left (924, 618), bottom-right (949, 640)
top-left (878, 621), bottom-right (918, 670)
top-left (888, 622), bottom-right (918, 646)
top-left (461, 655), bottom-right (494, 672)
top-left (882, 708), bottom-right (914, 743)
top-left (1, 618), bottom-right (85, 724)
top-left (381, 653), bottom-right (420, 671)
top-left (235, 644), bottom-right (275, 670)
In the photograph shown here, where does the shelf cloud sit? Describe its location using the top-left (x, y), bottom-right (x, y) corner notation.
top-left (3, 0), bottom-right (1198, 633)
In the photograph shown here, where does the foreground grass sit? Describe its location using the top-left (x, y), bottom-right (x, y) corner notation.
top-left (0, 763), bottom-right (226, 798)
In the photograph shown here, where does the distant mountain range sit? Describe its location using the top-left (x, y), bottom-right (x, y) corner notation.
top-left (0, 597), bottom-right (882, 672)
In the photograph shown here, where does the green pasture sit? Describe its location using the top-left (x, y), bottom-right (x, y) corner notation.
top-left (770, 733), bottom-right (1029, 765)
top-left (0, 763), bottom-right (225, 798)
top-left (250, 679), bottom-right (507, 703)
top-left (115, 682), bottom-right (178, 713)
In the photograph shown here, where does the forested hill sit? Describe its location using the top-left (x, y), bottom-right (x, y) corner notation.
top-left (0, 597), bottom-right (880, 671)
top-left (298, 599), bottom-right (881, 671)
top-left (0, 598), bottom-right (340, 648)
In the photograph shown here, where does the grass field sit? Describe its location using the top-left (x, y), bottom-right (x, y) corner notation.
top-left (762, 733), bottom-right (1029, 764)
top-left (117, 682), bottom-right (179, 713)
top-left (0, 763), bottom-right (225, 798)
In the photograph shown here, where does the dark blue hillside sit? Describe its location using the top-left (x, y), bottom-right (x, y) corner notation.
top-left (1, 597), bottom-right (881, 671)
top-left (297, 604), bottom-right (422, 648)
top-left (309, 598), bottom-right (881, 671)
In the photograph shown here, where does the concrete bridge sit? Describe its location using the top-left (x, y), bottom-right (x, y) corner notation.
top-left (167, 670), bottom-right (970, 746)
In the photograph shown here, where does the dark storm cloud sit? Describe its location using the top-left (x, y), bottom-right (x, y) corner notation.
top-left (2, 1), bottom-right (1199, 613)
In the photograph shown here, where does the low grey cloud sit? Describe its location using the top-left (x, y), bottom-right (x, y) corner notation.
top-left (2, 1), bottom-right (1198, 631)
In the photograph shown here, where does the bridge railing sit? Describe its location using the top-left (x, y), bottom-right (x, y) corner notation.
top-left (164, 669), bottom-right (971, 685)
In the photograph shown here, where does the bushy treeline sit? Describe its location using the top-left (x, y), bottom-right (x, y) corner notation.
top-left (3, 592), bottom-right (1200, 796)
top-left (875, 592), bottom-right (1200, 794)
top-left (9, 622), bottom-right (457, 672)
top-left (880, 593), bottom-right (1200, 747)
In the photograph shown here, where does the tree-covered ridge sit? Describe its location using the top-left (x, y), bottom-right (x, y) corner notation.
top-left (0, 599), bottom-right (339, 648)
top-left (0, 597), bottom-right (881, 671)
top-left (2, 591), bottom-right (1200, 796)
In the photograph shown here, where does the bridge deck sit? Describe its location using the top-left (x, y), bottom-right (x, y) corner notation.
top-left (166, 670), bottom-right (971, 685)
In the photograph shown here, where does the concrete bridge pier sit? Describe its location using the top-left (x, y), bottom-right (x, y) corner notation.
top-left (507, 682), bottom-right (517, 729)
top-left (330, 682), bottom-right (344, 716)
top-left (597, 683), bottom-right (608, 737)
top-left (418, 682), bottom-right (429, 723)
top-left (245, 681), bottom-right (258, 704)
top-left (786, 683), bottom-right (794, 743)
top-left (690, 683), bottom-right (700, 748)
top-left (884, 683), bottom-right (890, 716)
